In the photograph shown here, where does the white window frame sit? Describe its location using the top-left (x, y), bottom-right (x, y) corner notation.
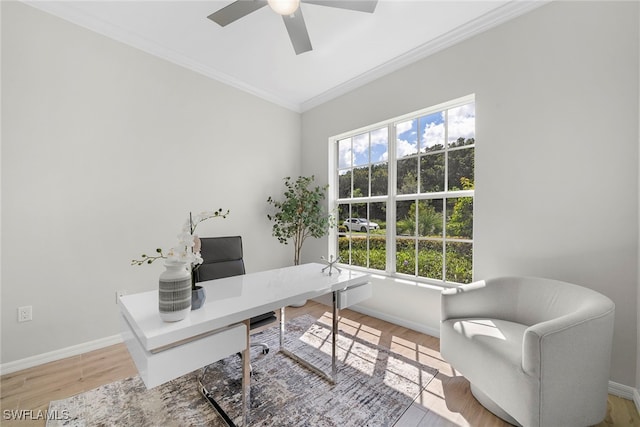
top-left (328, 94), bottom-right (475, 286)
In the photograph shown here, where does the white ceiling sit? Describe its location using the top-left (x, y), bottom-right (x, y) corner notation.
top-left (25, 0), bottom-right (546, 112)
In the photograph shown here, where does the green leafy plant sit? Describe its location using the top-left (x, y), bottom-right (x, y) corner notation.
top-left (267, 176), bottom-right (334, 265)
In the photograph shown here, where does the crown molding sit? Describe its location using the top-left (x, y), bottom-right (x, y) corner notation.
top-left (22, 1), bottom-right (549, 114)
top-left (300, 0), bottom-right (551, 112)
top-left (22, 1), bottom-right (302, 112)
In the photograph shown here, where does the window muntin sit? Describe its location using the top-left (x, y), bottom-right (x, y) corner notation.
top-left (331, 96), bottom-right (475, 285)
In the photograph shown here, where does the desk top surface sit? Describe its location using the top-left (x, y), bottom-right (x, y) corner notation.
top-left (119, 262), bottom-right (370, 351)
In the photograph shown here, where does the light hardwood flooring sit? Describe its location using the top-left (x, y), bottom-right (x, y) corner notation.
top-left (1, 301), bottom-right (638, 426)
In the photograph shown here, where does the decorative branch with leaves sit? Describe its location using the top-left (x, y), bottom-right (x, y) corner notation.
top-left (267, 176), bottom-right (334, 265)
top-left (131, 208), bottom-right (230, 271)
top-left (131, 248), bottom-right (167, 266)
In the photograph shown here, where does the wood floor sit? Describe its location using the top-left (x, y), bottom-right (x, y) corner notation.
top-left (1, 301), bottom-right (638, 426)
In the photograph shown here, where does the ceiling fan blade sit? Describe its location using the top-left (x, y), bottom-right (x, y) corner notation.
top-left (282, 10), bottom-right (312, 55)
top-left (208, 0), bottom-right (268, 27)
top-left (302, 0), bottom-right (378, 13)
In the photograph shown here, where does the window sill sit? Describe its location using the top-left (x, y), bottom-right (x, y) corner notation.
top-left (337, 264), bottom-right (462, 291)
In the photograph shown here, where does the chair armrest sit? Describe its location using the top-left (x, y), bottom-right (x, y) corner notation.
top-left (521, 302), bottom-right (614, 423)
top-left (522, 305), bottom-right (615, 377)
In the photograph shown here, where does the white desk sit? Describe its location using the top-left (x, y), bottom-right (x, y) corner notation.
top-left (119, 262), bottom-right (371, 426)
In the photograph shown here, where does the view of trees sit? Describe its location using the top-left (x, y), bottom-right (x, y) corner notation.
top-left (337, 137), bottom-right (474, 284)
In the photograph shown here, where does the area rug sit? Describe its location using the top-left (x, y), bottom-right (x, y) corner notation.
top-left (47, 314), bottom-right (437, 426)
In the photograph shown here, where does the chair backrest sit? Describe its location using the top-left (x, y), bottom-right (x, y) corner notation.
top-left (195, 236), bottom-right (245, 282)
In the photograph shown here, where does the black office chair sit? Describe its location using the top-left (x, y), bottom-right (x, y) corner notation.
top-left (195, 236), bottom-right (276, 356)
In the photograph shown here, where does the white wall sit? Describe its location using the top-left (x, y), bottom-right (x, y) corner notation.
top-left (302, 1), bottom-right (639, 387)
top-left (1, 2), bottom-right (301, 364)
top-left (2, 0), bottom-right (639, 393)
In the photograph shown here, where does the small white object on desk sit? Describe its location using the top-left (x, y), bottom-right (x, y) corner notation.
top-left (320, 255), bottom-right (342, 276)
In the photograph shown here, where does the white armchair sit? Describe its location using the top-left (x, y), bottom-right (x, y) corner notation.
top-left (440, 276), bottom-right (615, 427)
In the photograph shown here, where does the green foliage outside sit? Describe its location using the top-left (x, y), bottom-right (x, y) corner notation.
top-left (339, 138), bottom-right (474, 200)
top-left (396, 201), bottom-right (443, 237)
top-left (338, 235), bottom-right (472, 283)
top-left (445, 242), bottom-right (473, 284)
top-left (447, 177), bottom-right (474, 238)
top-left (337, 138), bottom-right (474, 284)
top-left (337, 175), bottom-right (474, 284)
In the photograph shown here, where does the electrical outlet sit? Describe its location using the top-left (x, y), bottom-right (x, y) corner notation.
top-left (18, 306), bottom-right (32, 322)
top-left (116, 290), bottom-right (127, 304)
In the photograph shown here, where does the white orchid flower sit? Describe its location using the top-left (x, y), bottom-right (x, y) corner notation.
top-left (193, 235), bottom-right (202, 254)
top-left (132, 209), bottom-right (228, 267)
top-left (192, 253), bottom-right (204, 266)
top-left (177, 232), bottom-right (195, 247)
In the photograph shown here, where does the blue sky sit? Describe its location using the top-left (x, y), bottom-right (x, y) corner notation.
top-left (338, 102), bottom-right (475, 169)
top-left (338, 127), bottom-right (388, 169)
top-left (397, 103), bottom-right (475, 158)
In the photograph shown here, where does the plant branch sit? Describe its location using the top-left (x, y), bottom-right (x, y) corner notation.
top-left (131, 248), bottom-right (166, 266)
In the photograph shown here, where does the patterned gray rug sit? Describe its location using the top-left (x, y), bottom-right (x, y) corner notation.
top-left (47, 314), bottom-right (437, 426)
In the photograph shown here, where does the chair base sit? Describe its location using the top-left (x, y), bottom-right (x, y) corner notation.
top-left (199, 377), bottom-right (237, 427)
top-left (251, 342), bottom-right (269, 355)
top-left (470, 383), bottom-right (521, 426)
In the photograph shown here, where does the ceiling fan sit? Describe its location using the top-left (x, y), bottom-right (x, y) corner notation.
top-left (208, 0), bottom-right (378, 55)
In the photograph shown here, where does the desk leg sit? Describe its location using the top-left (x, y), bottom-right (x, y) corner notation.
top-left (332, 289), bottom-right (339, 380)
top-left (280, 306), bottom-right (285, 348)
top-left (279, 292), bottom-right (339, 384)
top-left (199, 320), bottom-right (251, 427)
top-left (241, 318), bottom-right (250, 426)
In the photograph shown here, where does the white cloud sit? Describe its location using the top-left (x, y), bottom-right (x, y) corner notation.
top-left (352, 134), bottom-right (368, 154)
top-left (447, 103), bottom-right (475, 143)
top-left (370, 128), bottom-right (388, 162)
top-left (338, 103), bottom-right (475, 169)
top-left (396, 120), bottom-right (418, 158)
top-left (338, 138), bottom-right (352, 169)
top-left (397, 139), bottom-right (417, 158)
top-left (396, 120), bottom-right (415, 136)
top-left (422, 122), bottom-right (445, 149)
top-left (371, 128), bottom-right (387, 144)
top-left (352, 133), bottom-right (369, 165)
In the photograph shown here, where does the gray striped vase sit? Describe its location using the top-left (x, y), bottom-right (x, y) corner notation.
top-left (158, 261), bottom-right (191, 322)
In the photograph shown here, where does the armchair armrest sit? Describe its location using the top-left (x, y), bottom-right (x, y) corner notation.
top-left (522, 305), bottom-right (615, 377)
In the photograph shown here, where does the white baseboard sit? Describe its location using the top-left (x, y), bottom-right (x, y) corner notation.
top-left (608, 380), bottom-right (636, 400)
top-left (0, 334), bottom-right (123, 376)
top-left (348, 304), bottom-right (441, 338)
top-left (608, 381), bottom-right (640, 414)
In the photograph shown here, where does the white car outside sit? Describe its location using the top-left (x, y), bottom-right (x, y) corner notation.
top-left (343, 218), bottom-right (379, 232)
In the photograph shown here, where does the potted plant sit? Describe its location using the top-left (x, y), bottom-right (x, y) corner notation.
top-left (267, 176), bottom-right (334, 307)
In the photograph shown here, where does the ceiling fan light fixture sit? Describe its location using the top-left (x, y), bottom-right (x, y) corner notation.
top-left (267, 0), bottom-right (300, 16)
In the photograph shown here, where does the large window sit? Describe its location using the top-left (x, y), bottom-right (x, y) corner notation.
top-left (330, 95), bottom-right (475, 285)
